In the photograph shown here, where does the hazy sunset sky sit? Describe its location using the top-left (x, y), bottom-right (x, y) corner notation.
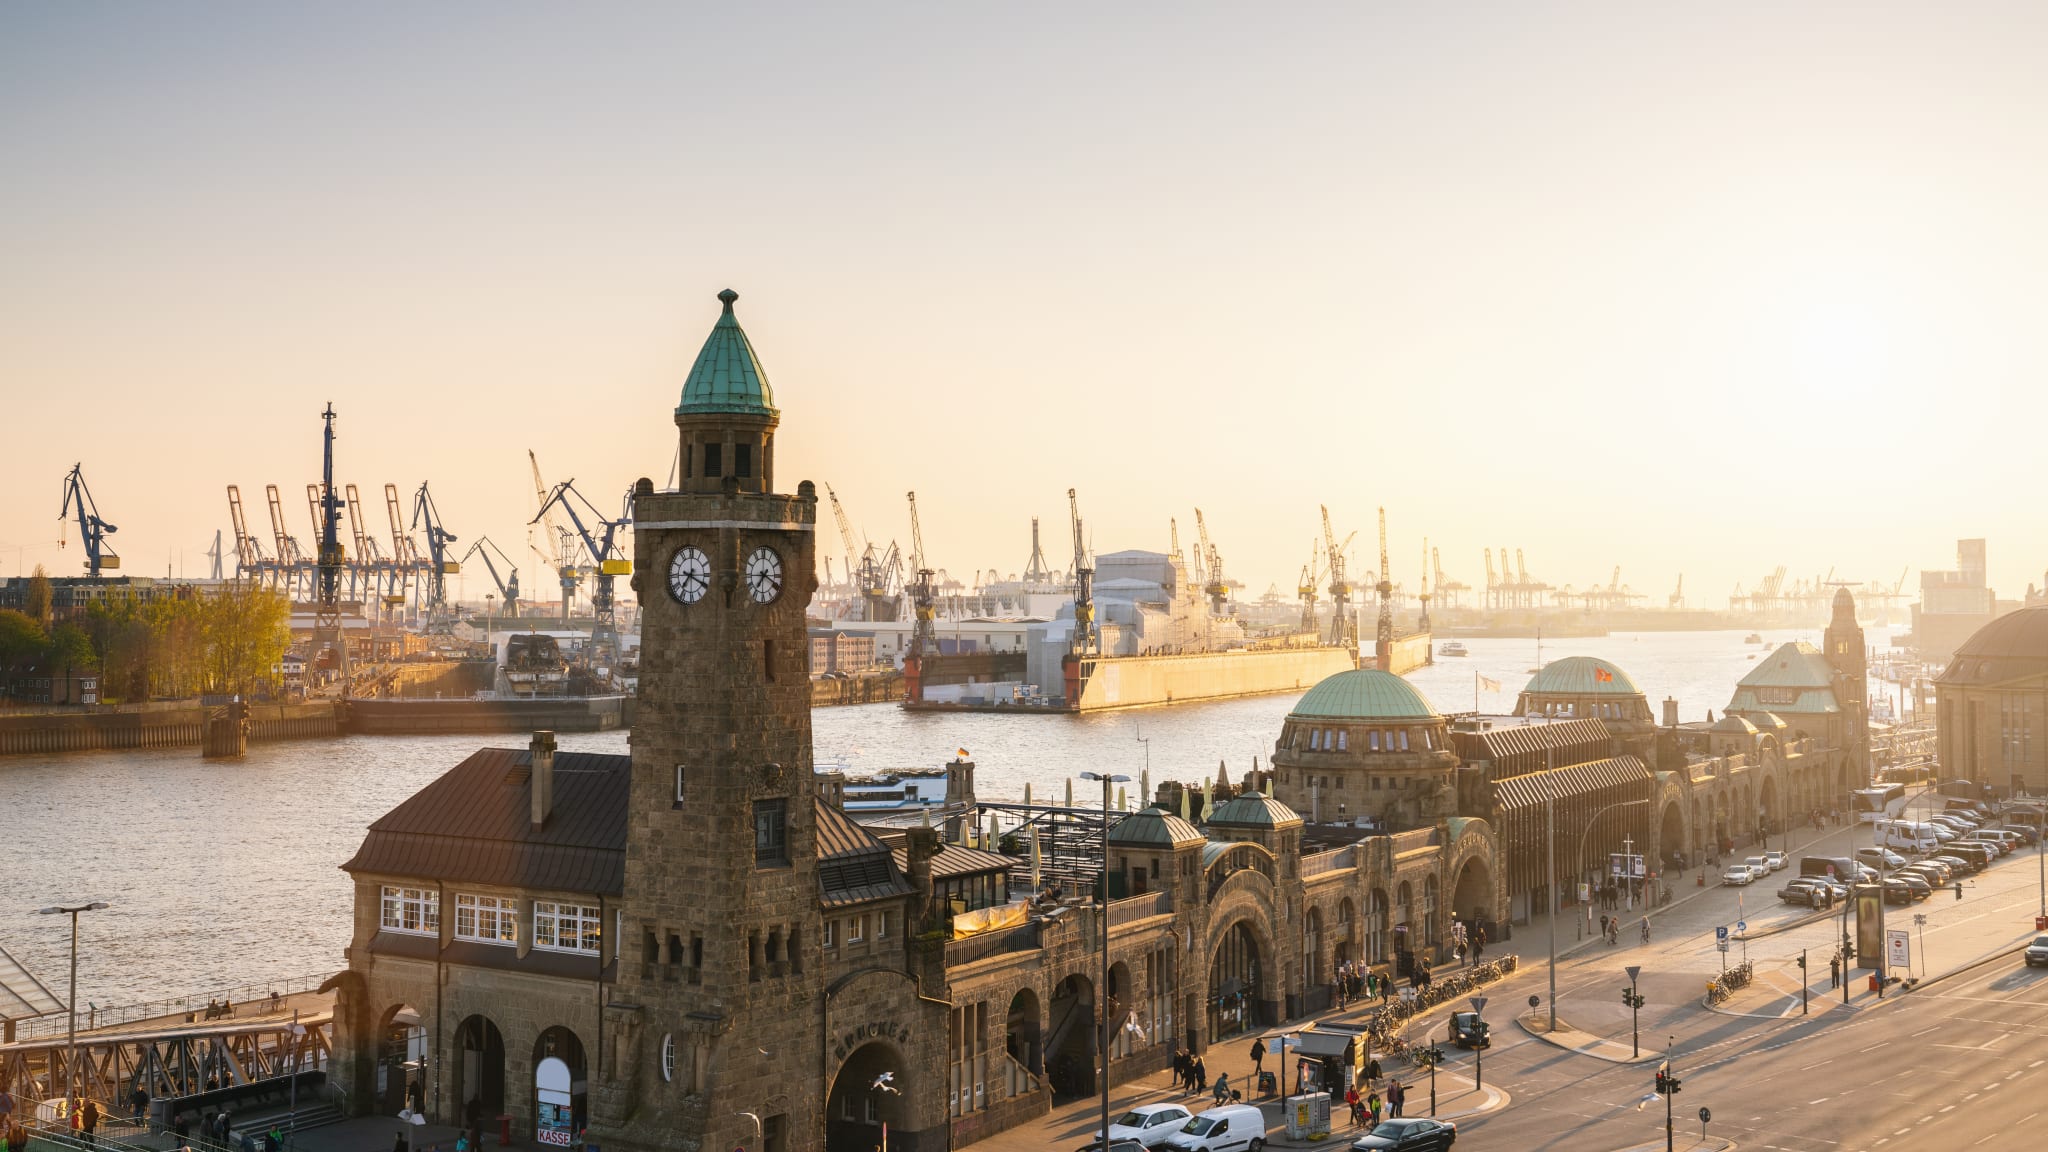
top-left (5, 3), bottom-right (2046, 607)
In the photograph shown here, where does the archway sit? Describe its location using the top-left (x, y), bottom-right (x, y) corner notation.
top-left (1451, 856), bottom-right (1492, 938)
top-left (1423, 874), bottom-right (1441, 952)
top-left (1208, 919), bottom-right (1265, 1044)
top-left (1004, 988), bottom-right (1042, 1078)
top-left (376, 1004), bottom-right (425, 1117)
top-left (826, 1041), bottom-right (909, 1152)
top-left (531, 1026), bottom-right (586, 1148)
top-left (1366, 889), bottom-right (1389, 966)
top-left (1048, 973), bottom-right (1096, 1101)
top-left (454, 1015), bottom-right (505, 1137)
top-left (1659, 801), bottom-right (1687, 871)
top-left (1108, 961), bottom-right (1136, 1059)
top-left (1758, 775), bottom-right (1780, 842)
top-left (1335, 897), bottom-right (1356, 967)
top-left (1394, 881), bottom-right (1416, 975)
top-left (1302, 906), bottom-right (1324, 990)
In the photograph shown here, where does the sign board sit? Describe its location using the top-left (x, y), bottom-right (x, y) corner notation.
top-left (1717, 939), bottom-right (1729, 953)
top-left (1886, 928), bottom-right (1911, 969)
top-left (1578, 882), bottom-right (1592, 904)
top-left (1609, 852), bottom-right (1647, 879)
top-left (1736, 919), bottom-right (1747, 934)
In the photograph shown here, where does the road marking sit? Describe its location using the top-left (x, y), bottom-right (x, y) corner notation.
top-left (1810, 1097), bottom-right (1831, 1104)
top-left (1976, 1135), bottom-right (2000, 1146)
top-left (1939, 1105), bottom-right (1956, 1113)
top-left (1911, 1025), bottom-right (1940, 1036)
top-left (2032, 1060), bottom-right (2046, 1069)
top-left (1802, 1059), bottom-right (1833, 1069)
top-left (1861, 1043), bottom-right (1887, 1052)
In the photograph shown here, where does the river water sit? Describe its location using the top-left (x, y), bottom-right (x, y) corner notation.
top-left (2, 625), bottom-right (1900, 1010)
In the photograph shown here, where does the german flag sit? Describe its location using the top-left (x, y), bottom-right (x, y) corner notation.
top-left (1594, 667), bottom-right (1614, 684)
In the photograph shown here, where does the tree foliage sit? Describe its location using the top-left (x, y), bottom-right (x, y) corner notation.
top-left (1, 582), bottom-right (292, 702)
top-left (24, 565), bottom-right (53, 627)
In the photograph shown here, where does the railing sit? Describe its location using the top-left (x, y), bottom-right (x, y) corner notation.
top-left (997, 1052), bottom-right (1040, 1099)
top-left (1108, 890), bottom-right (1172, 928)
top-left (943, 922), bottom-right (1042, 969)
top-left (20, 971), bottom-right (333, 1040)
top-left (1303, 847), bottom-right (1353, 876)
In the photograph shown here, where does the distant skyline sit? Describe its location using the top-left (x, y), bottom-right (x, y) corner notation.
top-left (5, 3), bottom-right (2047, 607)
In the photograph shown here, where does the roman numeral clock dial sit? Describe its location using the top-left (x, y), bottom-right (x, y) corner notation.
top-left (667, 546), bottom-right (710, 604)
top-left (744, 546), bottom-right (783, 604)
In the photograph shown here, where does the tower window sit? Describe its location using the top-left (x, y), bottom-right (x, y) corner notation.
top-left (754, 799), bottom-right (789, 866)
top-left (735, 442), bottom-right (753, 478)
top-left (765, 639), bottom-right (776, 682)
top-left (704, 442), bottom-right (723, 477)
top-left (674, 764), bottom-right (686, 807)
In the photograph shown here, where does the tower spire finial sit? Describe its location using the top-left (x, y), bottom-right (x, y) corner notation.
top-left (718, 288), bottom-right (738, 315)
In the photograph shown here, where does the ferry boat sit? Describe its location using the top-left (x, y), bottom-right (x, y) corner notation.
top-left (1744, 632), bottom-right (1764, 644)
top-left (1438, 641), bottom-right (1470, 657)
top-left (838, 767), bottom-right (951, 811)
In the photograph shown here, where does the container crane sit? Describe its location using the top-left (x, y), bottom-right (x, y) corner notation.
top-left (411, 482), bottom-right (461, 621)
top-left (383, 483), bottom-right (424, 616)
top-left (531, 479), bottom-right (632, 656)
top-left (1320, 506), bottom-right (1359, 652)
top-left (529, 450), bottom-right (582, 622)
top-left (1022, 517), bottom-right (1054, 587)
top-left (226, 485), bottom-right (269, 585)
top-left (1194, 509), bottom-right (1228, 615)
top-left (462, 536), bottom-right (522, 618)
top-left (1069, 488), bottom-right (1097, 656)
top-left (57, 464), bottom-right (121, 576)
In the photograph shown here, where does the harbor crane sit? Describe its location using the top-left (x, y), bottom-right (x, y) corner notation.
top-left (1194, 509), bottom-right (1228, 615)
top-left (905, 491), bottom-right (937, 663)
top-left (384, 483), bottom-right (424, 616)
top-left (1430, 547), bottom-right (1467, 609)
top-left (1417, 537), bottom-right (1431, 632)
top-left (1022, 516), bottom-right (1055, 587)
top-left (1669, 573), bottom-right (1685, 610)
top-left (531, 479), bottom-right (632, 656)
top-left (58, 464), bottom-right (120, 575)
top-left (462, 536), bottom-right (522, 618)
top-left (265, 484), bottom-right (307, 597)
top-left (1069, 488), bottom-right (1098, 655)
top-left (1374, 508), bottom-right (1394, 651)
top-left (412, 482), bottom-right (461, 621)
top-left (1298, 538), bottom-right (1324, 634)
top-left (823, 483), bottom-right (863, 612)
top-left (226, 485), bottom-right (270, 585)
top-left (1321, 506), bottom-right (1359, 652)
top-left (529, 450), bottom-right (584, 622)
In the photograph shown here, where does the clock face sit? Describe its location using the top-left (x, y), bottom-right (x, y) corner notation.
top-left (668, 546), bottom-right (710, 604)
top-left (744, 547), bottom-right (784, 604)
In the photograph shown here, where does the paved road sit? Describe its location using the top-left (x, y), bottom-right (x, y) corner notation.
top-left (1432, 830), bottom-right (2048, 1151)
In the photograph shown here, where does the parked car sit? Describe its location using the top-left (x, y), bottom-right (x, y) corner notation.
top-left (2026, 935), bottom-right (2048, 968)
top-left (1931, 853), bottom-right (1981, 875)
top-left (1898, 860), bottom-right (1952, 885)
top-left (1162, 1104), bottom-right (1268, 1152)
top-left (2003, 824), bottom-right (2041, 845)
top-left (1744, 855), bottom-right (1771, 877)
top-left (1891, 873), bottom-right (1932, 899)
top-left (1723, 864), bottom-right (1757, 886)
top-left (1080, 1142), bottom-right (1147, 1152)
top-left (1099, 1104), bottom-right (1195, 1148)
top-left (1351, 1118), bottom-right (1458, 1152)
top-left (1931, 813), bottom-right (1980, 832)
top-left (1856, 847), bottom-right (1909, 871)
top-left (1880, 877), bottom-right (1918, 905)
top-left (1764, 850), bottom-right (1788, 872)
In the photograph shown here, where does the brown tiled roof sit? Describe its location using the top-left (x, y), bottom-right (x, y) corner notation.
top-left (816, 802), bottom-right (914, 908)
top-left (341, 748), bottom-right (630, 896)
top-left (1490, 756), bottom-right (1654, 812)
top-left (892, 842), bottom-right (1016, 880)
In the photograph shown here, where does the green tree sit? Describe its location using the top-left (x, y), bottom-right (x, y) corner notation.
top-left (24, 565), bottom-right (53, 628)
top-left (201, 583), bottom-right (292, 697)
top-left (0, 608), bottom-right (49, 670)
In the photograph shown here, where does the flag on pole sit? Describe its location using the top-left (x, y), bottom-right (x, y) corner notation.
top-left (1478, 674), bottom-right (1502, 693)
top-left (1594, 667), bottom-right (1614, 683)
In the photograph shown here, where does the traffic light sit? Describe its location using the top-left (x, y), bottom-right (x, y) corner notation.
top-left (1623, 986), bottom-right (1634, 1006)
top-left (1654, 1071), bottom-right (1668, 1094)
top-left (1796, 954), bottom-right (1807, 969)
top-left (1667, 1074), bottom-right (1682, 1094)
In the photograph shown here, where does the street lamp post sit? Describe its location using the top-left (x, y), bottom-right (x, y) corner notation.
top-left (1546, 793), bottom-right (1649, 1031)
top-left (37, 901), bottom-right (110, 1111)
top-left (1080, 771), bottom-right (1130, 1152)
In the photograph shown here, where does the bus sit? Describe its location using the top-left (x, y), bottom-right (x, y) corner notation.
top-left (1851, 783), bottom-right (1907, 823)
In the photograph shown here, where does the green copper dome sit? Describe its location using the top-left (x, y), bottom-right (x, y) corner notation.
top-left (677, 289), bottom-right (778, 418)
top-left (1523, 656), bottom-right (1642, 697)
top-left (1108, 805), bottom-right (1206, 849)
top-left (1208, 792), bottom-right (1304, 830)
top-left (1290, 668), bottom-right (1439, 721)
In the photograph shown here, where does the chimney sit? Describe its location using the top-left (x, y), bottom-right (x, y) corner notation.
top-left (530, 729), bottom-right (558, 830)
top-left (1662, 697), bottom-right (1679, 728)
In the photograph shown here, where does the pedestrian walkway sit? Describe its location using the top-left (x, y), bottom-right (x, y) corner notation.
top-left (1515, 1010), bottom-right (1660, 1062)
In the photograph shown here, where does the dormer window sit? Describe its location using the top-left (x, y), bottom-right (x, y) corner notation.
top-left (704, 442), bottom-right (723, 478)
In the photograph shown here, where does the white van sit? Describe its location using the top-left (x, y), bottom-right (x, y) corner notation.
top-left (1161, 1103), bottom-right (1268, 1152)
top-left (1881, 822), bottom-right (1941, 853)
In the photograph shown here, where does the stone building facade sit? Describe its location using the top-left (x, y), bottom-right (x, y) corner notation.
top-left (1934, 603), bottom-right (2048, 797)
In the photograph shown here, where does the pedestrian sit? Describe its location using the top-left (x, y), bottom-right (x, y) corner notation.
top-left (1380, 976), bottom-right (1392, 1005)
top-left (1249, 1036), bottom-right (1265, 1078)
top-left (1829, 954), bottom-right (1841, 989)
top-left (1212, 1071), bottom-right (1231, 1107)
top-left (1388, 1079), bottom-right (1406, 1118)
top-left (392, 1128), bottom-right (408, 1152)
top-left (1192, 1054), bottom-right (1208, 1095)
top-left (5, 1120), bottom-right (26, 1152)
top-left (132, 1084), bottom-right (150, 1125)
top-left (1172, 1048), bottom-right (1190, 1094)
top-left (1600, 913), bottom-right (1611, 940)
top-left (0, 1084), bottom-right (12, 1125)
top-left (1475, 923), bottom-right (1487, 958)
top-left (1365, 1057), bottom-right (1382, 1087)
top-left (1345, 1085), bottom-right (1363, 1128)
top-left (266, 1125), bottom-right (283, 1152)
top-left (82, 1098), bottom-right (100, 1148)
top-left (1366, 1088), bottom-right (1383, 1126)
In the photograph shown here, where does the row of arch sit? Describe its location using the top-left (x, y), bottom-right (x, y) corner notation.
top-left (374, 1004), bottom-right (585, 1144)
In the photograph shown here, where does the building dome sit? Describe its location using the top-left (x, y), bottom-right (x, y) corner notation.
top-left (1710, 713), bottom-right (1759, 736)
top-left (1522, 656), bottom-right (1642, 697)
top-left (1207, 791), bottom-right (1304, 830)
top-left (1290, 669), bottom-right (1440, 721)
top-left (1939, 606), bottom-right (2048, 686)
top-left (1750, 711), bottom-right (1788, 731)
top-left (677, 289), bottom-right (778, 417)
top-left (1108, 805), bottom-right (1206, 849)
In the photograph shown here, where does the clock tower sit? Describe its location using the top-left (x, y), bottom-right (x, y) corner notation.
top-left (594, 289), bottom-right (823, 1150)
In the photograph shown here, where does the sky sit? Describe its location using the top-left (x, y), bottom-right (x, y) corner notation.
top-left (4, 2), bottom-right (2047, 609)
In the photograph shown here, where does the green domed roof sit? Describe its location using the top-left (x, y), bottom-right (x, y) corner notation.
top-left (1208, 792), bottom-right (1304, 830)
top-left (677, 289), bottom-right (778, 418)
top-left (1523, 656), bottom-right (1642, 696)
top-left (1290, 669), bottom-right (1440, 721)
top-left (1710, 713), bottom-right (1759, 735)
top-left (1108, 805), bottom-right (1206, 849)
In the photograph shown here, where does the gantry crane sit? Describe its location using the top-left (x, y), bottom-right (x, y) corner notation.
top-left (905, 491), bottom-right (937, 663)
top-left (1298, 539), bottom-right (1324, 634)
top-left (462, 536), bottom-right (522, 619)
top-left (1022, 517), bottom-right (1055, 586)
top-left (226, 485), bottom-right (271, 586)
top-left (1069, 488), bottom-right (1097, 656)
top-left (1194, 509), bottom-right (1228, 616)
top-left (265, 484), bottom-right (308, 598)
top-left (411, 482), bottom-right (461, 623)
top-left (531, 479), bottom-right (632, 656)
top-left (528, 450), bottom-right (583, 622)
top-left (1669, 574), bottom-right (1685, 611)
top-left (58, 464), bottom-right (120, 575)
top-left (1432, 547), bottom-right (1468, 609)
top-left (1320, 506), bottom-right (1359, 652)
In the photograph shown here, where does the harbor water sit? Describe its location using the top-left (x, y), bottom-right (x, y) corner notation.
top-left (2, 626), bottom-right (1904, 1010)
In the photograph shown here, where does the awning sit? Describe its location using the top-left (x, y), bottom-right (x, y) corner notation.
top-left (1292, 1030), bottom-right (1356, 1060)
top-left (0, 945), bottom-right (64, 1022)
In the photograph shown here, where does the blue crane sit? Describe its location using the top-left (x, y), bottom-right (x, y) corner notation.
top-left (58, 463), bottom-right (120, 575)
top-left (461, 535), bottom-right (521, 619)
top-left (411, 482), bottom-right (460, 617)
top-left (530, 480), bottom-right (633, 657)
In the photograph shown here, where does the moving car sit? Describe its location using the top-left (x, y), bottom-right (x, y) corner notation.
top-left (1744, 855), bottom-right (1771, 877)
top-left (1778, 878), bottom-right (1836, 907)
top-left (1448, 1011), bottom-right (1490, 1049)
top-left (2027, 935), bottom-right (2048, 968)
top-left (1350, 1118), bottom-right (1457, 1151)
top-left (1723, 864), bottom-right (1757, 886)
top-left (1098, 1104), bottom-right (1195, 1148)
top-left (1764, 850), bottom-right (1788, 872)
top-left (1162, 1104), bottom-right (1267, 1152)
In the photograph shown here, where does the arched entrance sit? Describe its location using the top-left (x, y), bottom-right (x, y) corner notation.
top-left (1659, 801), bottom-right (1686, 870)
top-left (1758, 776), bottom-right (1780, 841)
top-left (531, 1027), bottom-right (585, 1148)
top-left (1335, 897), bottom-right (1356, 967)
top-left (1366, 889), bottom-right (1389, 966)
top-left (1451, 857), bottom-right (1493, 932)
top-left (1048, 973), bottom-right (1096, 1101)
top-left (1208, 920), bottom-right (1264, 1043)
top-left (377, 1004), bottom-right (425, 1116)
top-left (1108, 961), bottom-right (1135, 1059)
top-left (1394, 881), bottom-right (1416, 974)
top-left (1004, 988), bottom-right (1042, 1077)
top-left (454, 1016), bottom-right (505, 1136)
top-left (827, 1041), bottom-right (908, 1152)
top-left (1302, 906), bottom-right (1324, 990)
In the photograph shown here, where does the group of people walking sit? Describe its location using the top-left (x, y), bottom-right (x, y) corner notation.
top-left (1343, 1077), bottom-right (1406, 1128)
